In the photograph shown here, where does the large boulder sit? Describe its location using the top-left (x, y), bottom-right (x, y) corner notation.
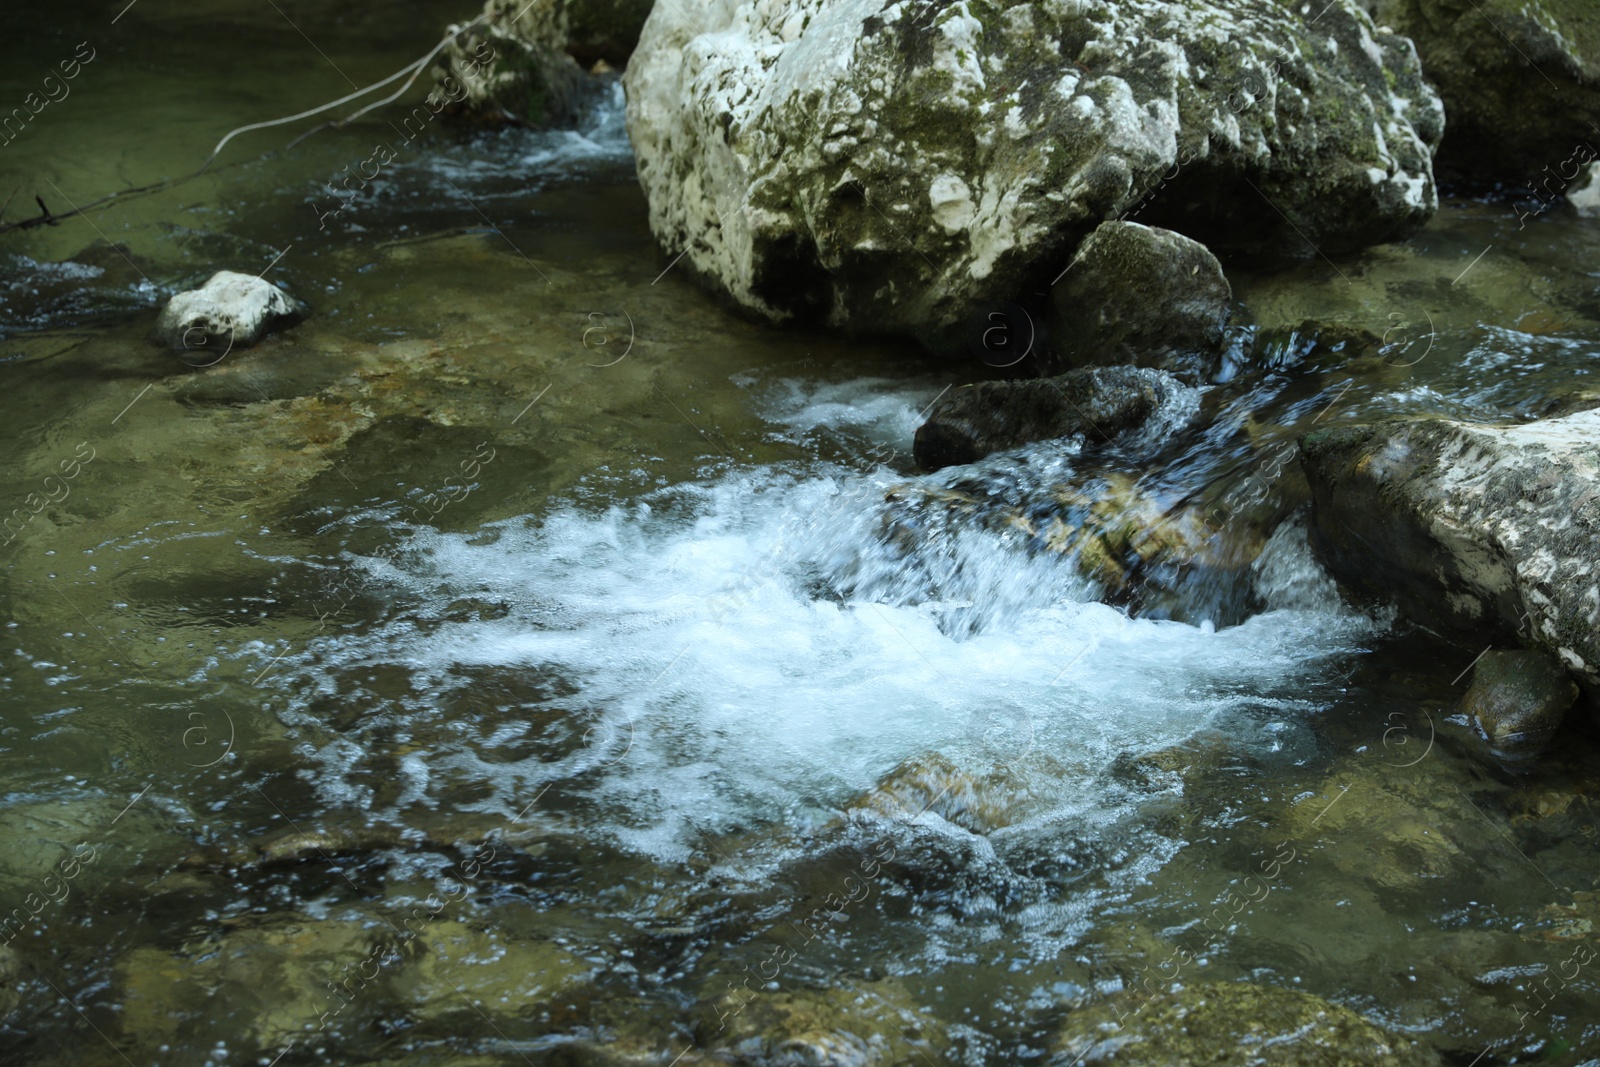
top-left (1300, 410), bottom-right (1600, 692)
top-left (1363, 0), bottom-right (1600, 183)
top-left (913, 365), bottom-right (1194, 471)
top-left (623, 0), bottom-right (1443, 352)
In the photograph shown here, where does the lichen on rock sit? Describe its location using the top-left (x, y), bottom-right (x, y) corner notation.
top-left (155, 270), bottom-right (306, 358)
top-left (623, 0), bottom-right (1443, 352)
top-left (1300, 409), bottom-right (1600, 695)
top-left (1362, 0), bottom-right (1600, 182)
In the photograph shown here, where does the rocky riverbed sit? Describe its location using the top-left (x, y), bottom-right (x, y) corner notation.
top-left (1, 0), bottom-right (1599, 1065)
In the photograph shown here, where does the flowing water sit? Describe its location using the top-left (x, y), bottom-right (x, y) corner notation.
top-left (3, 3), bottom-right (1600, 1065)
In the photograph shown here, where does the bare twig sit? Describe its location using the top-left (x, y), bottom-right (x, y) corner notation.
top-left (0, 16), bottom-right (489, 238)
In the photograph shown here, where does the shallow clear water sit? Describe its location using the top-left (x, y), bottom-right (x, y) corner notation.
top-left (3, 3), bottom-right (1600, 1066)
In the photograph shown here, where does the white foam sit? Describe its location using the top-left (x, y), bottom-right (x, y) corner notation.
top-left (273, 442), bottom-right (1378, 884)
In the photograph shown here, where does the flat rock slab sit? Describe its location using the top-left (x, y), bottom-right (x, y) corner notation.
top-left (1301, 410), bottom-right (1600, 690)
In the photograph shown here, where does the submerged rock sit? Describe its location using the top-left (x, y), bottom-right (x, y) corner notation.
top-left (623, 0), bottom-right (1442, 352)
top-left (1363, 0), bottom-right (1600, 182)
top-left (393, 920), bottom-right (595, 1025)
top-left (1051, 223), bottom-right (1232, 376)
top-left (1050, 982), bottom-right (1437, 1066)
top-left (1300, 411), bottom-right (1600, 693)
top-left (913, 365), bottom-right (1192, 472)
top-left (156, 271), bottom-right (305, 358)
top-left (847, 752), bottom-right (1027, 835)
top-left (696, 979), bottom-right (949, 1066)
top-left (1461, 649), bottom-right (1579, 761)
top-left (116, 913), bottom-right (391, 1052)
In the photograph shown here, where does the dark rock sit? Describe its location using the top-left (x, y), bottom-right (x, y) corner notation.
top-left (1364, 0), bottom-right (1600, 183)
top-left (1300, 410), bottom-right (1600, 692)
top-left (1462, 649), bottom-right (1579, 761)
top-left (913, 365), bottom-right (1191, 471)
top-left (1052, 222), bottom-right (1232, 375)
top-left (435, 11), bottom-right (588, 127)
top-left (871, 469), bottom-right (1269, 627)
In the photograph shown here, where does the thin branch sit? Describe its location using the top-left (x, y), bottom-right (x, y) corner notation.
top-left (202, 13), bottom-right (488, 170)
top-left (0, 16), bottom-right (489, 238)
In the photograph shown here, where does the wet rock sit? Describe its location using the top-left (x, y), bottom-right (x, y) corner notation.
top-left (435, 6), bottom-right (589, 127)
top-left (1300, 411), bottom-right (1600, 693)
top-left (1461, 649), bottom-right (1579, 761)
top-left (447, 0), bottom-right (652, 74)
top-left (1363, 0), bottom-right (1600, 182)
top-left (156, 271), bottom-right (305, 357)
top-left (875, 469), bottom-right (1270, 626)
top-left (1050, 982), bottom-right (1437, 1066)
top-left (696, 979), bottom-right (949, 1066)
top-left (623, 0), bottom-right (1442, 352)
top-left (566, 0), bottom-right (653, 67)
top-left (913, 366), bottom-right (1191, 472)
top-left (1051, 223), bottom-right (1232, 376)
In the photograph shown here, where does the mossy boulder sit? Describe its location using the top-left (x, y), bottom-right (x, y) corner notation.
top-left (1300, 410), bottom-right (1600, 694)
top-left (1363, 0), bottom-right (1600, 183)
top-left (1051, 222), bottom-right (1233, 377)
top-left (1050, 982), bottom-right (1438, 1066)
top-left (913, 364), bottom-right (1193, 472)
top-left (1461, 649), bottom-right (1579, 761)
top-left (624, 0), bottom-right (1442, 353)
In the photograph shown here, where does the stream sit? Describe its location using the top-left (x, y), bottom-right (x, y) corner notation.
top-left (2, 2), bottom-right (1600, 1065)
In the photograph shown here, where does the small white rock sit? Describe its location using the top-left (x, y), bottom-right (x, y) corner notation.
top-left (156, 270), bottom-right (305, 357)
top-left (1570, 161), bottom-right (1600, 219)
